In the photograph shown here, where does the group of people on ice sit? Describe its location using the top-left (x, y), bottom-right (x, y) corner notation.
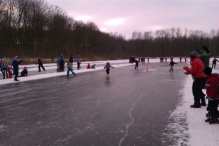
top-left (183, 46), bottom-right (219, 124)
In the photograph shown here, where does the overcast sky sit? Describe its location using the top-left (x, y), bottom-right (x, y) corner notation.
top-left (46, 0), bottom-right (219, 39)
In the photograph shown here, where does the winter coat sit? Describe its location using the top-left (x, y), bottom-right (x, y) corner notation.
top-left (57, 56), bottom-right (65, 64)
top-left (37, 58), bottom-right (42, 64)
top-left (183, 57), bottom-right (205, 78)
top-left (69, 57), bottom-right (73, 63)
top-left (12, 59), bottom-right (23, 71)
top-left (21, 69), bottom-right (28, 76)
top-left (67, 62), bottom-right (73, 69)
top-left (169, 61), bottom-right (177, 66)
top-left (1, 60), bottom-right (8, 69)
top-left (198, 50), bottom-right (210, 67)
top-left (212, 59), bottom-right (219, 64)
top-left (104, 64), bottom-right (114, 70)
top-left (205, 73), bottom-right (219, 99)
top-left (76, 57), bottom-right (81, 63)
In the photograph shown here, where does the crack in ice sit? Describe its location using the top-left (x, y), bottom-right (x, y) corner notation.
top-left (118, 93), bottom-right (142, 146)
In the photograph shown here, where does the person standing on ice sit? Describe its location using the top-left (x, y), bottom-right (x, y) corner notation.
top-left (1, 57), bottom-right (8, 79)
top-left (36, 57), bottom-right (46, 72)
top-left (135, 59), bottom-right (139, 70)
top-left (183, 51), bottom-right (206, 108)
top-left (66, 61), bottom-right (76, 77)
top-left (12, 55), bottom-right (23, 81)
top-left (203, 67), bottom-right (219, 124)
top-left (104, 62), bottom-right (114, 75)
top-left (169, 59), bottom-right (177, 72)
top-left (58, 54), bottom-right (65, 72)
top-left (76, 55), bottom-right (81, 70)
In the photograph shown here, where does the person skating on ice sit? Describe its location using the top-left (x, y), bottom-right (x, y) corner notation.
top-left (66, 61), bottom-right (76, 77)
top-left (212, 58), bottom-right (219, 69)
top-left (169, 59), bottom-right (177, 72)
top-left (36, 57), bottom-right (46, 72)
top-left (135, 59), bottom-right (139, 70)
top-left (104, 62), bottom-right (114, 75)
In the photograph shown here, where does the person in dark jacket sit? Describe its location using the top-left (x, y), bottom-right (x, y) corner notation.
top-left (169, 59), bottom-right (177, 72)
top-left (212, 58), bottom-right (219, 69)
top-left (19, 66), bottom-right (28, 77)
top-left (91, 64), bottom-right (96, 69)
top-left (183, 51), bottom-right (206, 108)
top-left (203, 67), bottom-right (219, 124)
top-left (12, 55), bottom-right (23, 81)
top-left (36, 57), bottom-right (45, 72)
top-left (1, 57), bottom-right (8, 79)
top-left (76, 55), bottom-right (81, 70)
top-left (69, 54), bottom-right (73, 63)
top-left (135, 59), bottom-right (139, 70)
top-left (104, 62), bottom-right (114, 75)
top-left (58, 54), bottom-right (65, 72)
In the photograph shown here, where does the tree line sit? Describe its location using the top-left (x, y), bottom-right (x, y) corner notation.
top-left (0, 0), bottom-right (218, 60)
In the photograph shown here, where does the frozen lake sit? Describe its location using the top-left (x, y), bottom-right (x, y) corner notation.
top-left (0, 61), bottom-right (187, 146)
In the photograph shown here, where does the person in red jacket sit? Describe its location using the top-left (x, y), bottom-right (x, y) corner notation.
top-left (86, 63), bottom-right (90, 69)
top-left (36, 57), bottom-right (46, 72)
top-left (203, 67), bottom-right (219, 124)
top-left (183, 51), bottom-right (206, 108)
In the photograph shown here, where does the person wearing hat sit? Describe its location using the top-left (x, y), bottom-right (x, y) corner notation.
top-left (183, 50), bottom-right (206, 108)
top-left (12, 55), bottom-right (23, 81)
top-left (203, 67), bottom-right (219, 124)
top-left (1, 57), bottom-right (8, 79)
top-left (198, 46), bottom-right (211, 67)
top-left (19, 66), bottom-right (28, 77)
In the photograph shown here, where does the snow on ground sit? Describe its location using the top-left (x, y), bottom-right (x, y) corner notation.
top-left (0, 58), bottom-right (219, 146)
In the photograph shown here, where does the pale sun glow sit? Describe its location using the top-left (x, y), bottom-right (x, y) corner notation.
top-left (104, 18), bottom-right (125, 26)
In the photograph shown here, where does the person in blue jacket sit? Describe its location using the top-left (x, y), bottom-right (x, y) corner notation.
top-left (104, 62), bottom-right (114, 75)
top-left (12, 55), bottom-right (23, 81)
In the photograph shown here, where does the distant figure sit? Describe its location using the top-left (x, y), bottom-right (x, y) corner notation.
top-left (66, 61), bottom-right (76, 77)
top-left (69, 54), bottom-right (73, 63)
top-left (169, 59), bottom-right (177, 72)
top-left (212, 58), bottom-right (219, 69)
top-left (91, 64), bottom-right (96, 69)
top-left (19, 66), bottom-right (28, 77)
top-left (7, 65), bottom-right (13, 78)
top-left (76, 55), bottom-right (81, 70)
top-left (58, 54), bottom-right (65, 72)
top-left (147, 57), bottom-right (149, 62)
top-left (165, 57), bottom-right (167, 62)
top-left (36, 57), bottom-right (46, 72)
top-left (1, 57), bottom-right (8, 79)
top-left (179, 56), bottom-right (182, 62)
top-left (184, 57), bottom-right (187, 62)
top-left (12, 55), bottom-right (23, 81)
top-left (86, 63), bottom-right (90, 69)
top-left (104, 62), bottom-right (114, 75)
top-left (135, 59), bottom-right (139, 70)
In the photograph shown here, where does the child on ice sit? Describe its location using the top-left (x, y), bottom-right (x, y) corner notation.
top-left (203, 67), bottom-right (219, 124)
top-left (19, 66), bottom-right (28, 77)
top-left (104, 62), bottom-right (114, 75)
top-left (66, 61), bottom-right (76, 77)
top-left (169, 59), bottom-right (177, 72)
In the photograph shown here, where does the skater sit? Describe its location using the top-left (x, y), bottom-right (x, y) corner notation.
top-left (69, 54), bottom-right (73, 64)
top-left (135, 59), bottom-right (139, 69)
top-left (76, 55), bottom-right (81, 70)
top-left (212, 58), bottom-right (219, 69)
top-left (183, 51), bottom-right (206, 108)
top-left (104, 62), bottom-right (114, 75)
top-left (169, 59), bottom-right (177, 72)
top-left (66, 61), bottom-right (76, 77)
top-left (7, 65), bottom-right (12, 78)
top-left (36, 57), bottom-right (46, 72)
top-left (91, 64), bottom-right (96, 69)
top-left (203, 67), bottom-right (219, 124)
top-left (86, 63), bottom-right (90, 69)
top-left (184, 57), bottom-right (187, 62)
top-left (1, 57), bottom-right (8, 79)
top-left (198, 46), bottom-right (211, 67)
top-left (147, 57), bottom-right (149, 63)
top-left (179, 56), bottom-right (182, 62)
top-left (19, 67), bottom-right (28, 77)
top-left (12, 55), bottom-right (23, 81)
